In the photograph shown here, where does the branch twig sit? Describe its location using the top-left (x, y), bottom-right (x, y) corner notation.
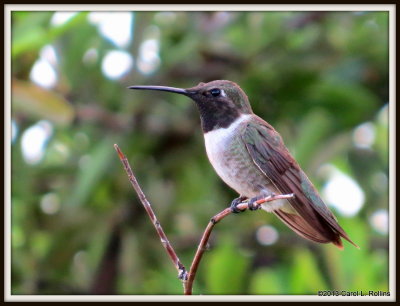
top-left (114, 144), bottom-right (188, 282)
top-left (114, 144), bottom-right (294, 295)
top-left (184, 193), bottom-right (294, 295)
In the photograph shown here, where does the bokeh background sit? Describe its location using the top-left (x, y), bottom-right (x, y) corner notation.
top-left (10, 10), bottom-right (390, 295)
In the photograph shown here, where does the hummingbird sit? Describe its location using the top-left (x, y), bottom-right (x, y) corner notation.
top-left (129, 80), bottom-right (358, 249)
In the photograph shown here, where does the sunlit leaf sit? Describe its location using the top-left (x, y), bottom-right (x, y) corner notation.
top-left (12, 79), bottom-right (74, 126)
top-left (12, 12), bottom-right (87, 58)
top-left (249, 267), bottom-right (285, 295)
top-left (204, 237), bottom-right (250, 294)
top-left (289, 248), bottom-right (329, 294)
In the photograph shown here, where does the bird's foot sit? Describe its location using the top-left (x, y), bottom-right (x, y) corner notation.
top-left (230, 196), bottom-right (248, 213)
top-left (248, 193), bottom-right (274, 211)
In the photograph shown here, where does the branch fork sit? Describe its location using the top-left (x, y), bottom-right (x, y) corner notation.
top-left (114, 144), bottom-right (294, 295)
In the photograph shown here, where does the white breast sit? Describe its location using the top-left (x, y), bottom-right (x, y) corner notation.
top-left (203, 114), bottom-right (289, 213)
top-left (203, 114), bottom-right (251, 192)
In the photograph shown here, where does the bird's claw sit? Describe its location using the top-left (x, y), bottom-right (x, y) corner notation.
top-left (248, 196), bottom-right (262, 211)
top-left (230, 196), bottom-right (247, 213)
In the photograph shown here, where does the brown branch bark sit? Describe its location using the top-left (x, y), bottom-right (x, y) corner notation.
top-left (184, 193), bottom-right (294, 295)
top-left (114, 144), bottom-right (188, 283)
top-left (114, 144), bottom-right (294, 295)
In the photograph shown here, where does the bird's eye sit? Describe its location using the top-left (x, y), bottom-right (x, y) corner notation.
top-left (210, 88), bottom-right (221, 97)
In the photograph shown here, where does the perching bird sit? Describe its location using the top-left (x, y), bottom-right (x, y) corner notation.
top-left (129, 80), bottom-right (358, 249)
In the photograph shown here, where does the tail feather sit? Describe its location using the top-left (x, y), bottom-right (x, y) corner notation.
top-left (273, 209), bottom-right (356, 249)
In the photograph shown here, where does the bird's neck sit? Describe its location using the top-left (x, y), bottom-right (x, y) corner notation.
top-left (195, 102), bottom-right (250, 133)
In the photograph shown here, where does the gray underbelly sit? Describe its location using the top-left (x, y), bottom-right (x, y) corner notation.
top-left (212, 140), bottom-right (275, 198)
top-left (206, 134), bottom-right (296, 214)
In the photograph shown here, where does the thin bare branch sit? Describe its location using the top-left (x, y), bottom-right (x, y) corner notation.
top-left (114, 144), bottom-right (294, 295)
top-left (114, 144), bottom-right (188, 282)
top-left (184, 193), bottom-right (294, 295)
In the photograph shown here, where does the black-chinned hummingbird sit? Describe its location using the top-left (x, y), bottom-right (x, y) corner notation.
top-left (129, 80), bottom-right (358, 249)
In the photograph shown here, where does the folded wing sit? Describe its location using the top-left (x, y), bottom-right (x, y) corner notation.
top-left (241, 117), bottom-right (358, 249)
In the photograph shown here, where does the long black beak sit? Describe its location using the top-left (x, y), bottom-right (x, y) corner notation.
top-left (128, 85), bottom-right (189, 96)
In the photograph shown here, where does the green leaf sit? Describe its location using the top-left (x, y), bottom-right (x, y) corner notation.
top-left (12, 79), bottom-right (75, 126)
top-left (67, 137), bottom-right (116, 207)
top-left (12, 12), bottom-right (88, 58)
top-left (291, 109), bottom-right (333, 167)
top-left (308, 79), bottom-right (378, 128)
top-left (289, 248), bottom-right (329, 294)
top-left (203, 237), bottom-right (250, 294)
top-left (249, 267), bottom-right (285, 295)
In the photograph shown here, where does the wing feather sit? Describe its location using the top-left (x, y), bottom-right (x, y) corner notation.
top-left (241, 117), bottom-right (357, 248)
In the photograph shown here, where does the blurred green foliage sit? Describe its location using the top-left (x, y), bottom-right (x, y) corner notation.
top-left (10, 11), bottom-right (389, 296)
